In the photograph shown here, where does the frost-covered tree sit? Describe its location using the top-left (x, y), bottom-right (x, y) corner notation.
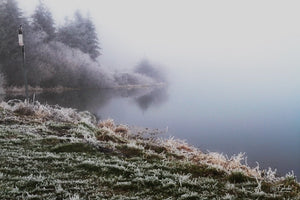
top-left (0, 0), bottom-right (27, 86)
top-left (0, 2), bottom-right (151, 89)
top-left (0, 0), bottom-right (54, 87)
top-left (57, 11), bottom-right (101, 60)
top-left (32, 0), bottom-right (56, 41)
top-left (82, 14), bottom-right (101, 60)
top-left (134, 59), bottom-right (166, 82)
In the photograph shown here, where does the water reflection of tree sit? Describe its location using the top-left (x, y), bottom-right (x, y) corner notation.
top-left (134, 86), bottom-right (168, 111)
top-left (33, 88), bottom-right (158, 112)
top-left (4, 86), bottom-right (168, 116)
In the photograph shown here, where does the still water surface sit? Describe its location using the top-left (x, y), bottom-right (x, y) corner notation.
top-left (5, 72), bottom-right (300, 177)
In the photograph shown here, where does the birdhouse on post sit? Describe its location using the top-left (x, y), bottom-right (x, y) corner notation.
top-left (18, 25), bottom-right (24, 47)
top-left (18, 24), bottom-right (28, 101)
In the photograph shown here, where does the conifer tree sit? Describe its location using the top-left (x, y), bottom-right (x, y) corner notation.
top-left (32, 0), bottom-right (56, 41)
top-left (0, 0), bottom-right (27, 86)
top-left (57, 11), bottom-right (100, 60)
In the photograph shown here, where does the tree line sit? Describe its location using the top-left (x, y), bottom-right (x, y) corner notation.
top-left (0, 0), bottom-right (159, 89)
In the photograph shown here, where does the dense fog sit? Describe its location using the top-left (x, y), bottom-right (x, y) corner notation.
top-left (1, 0), bottom-right (300, 179)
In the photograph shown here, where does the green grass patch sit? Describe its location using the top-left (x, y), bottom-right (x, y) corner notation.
top-left (77, 163), bottom-right (101, 173)
top-left (79, 122), bottom-right (97, 132)
top-left (165, 152), bottom-right (185, 160)
top-left (143, 143), bottom-right (167, 154)
top-left (116, 145), bottom-right (144, 158)
top-left (144, 153), bottom-right (163, 161)
top-left (19, 180), bottom-right (41, 191)
top-left (227, 172), bottom-right (252, 183)
top-left (172, 163), bottom-right (225, 179)
top-left (47, 123), bottom-right (74, 135)
top-left (51, 142), bottom-right (97, 153)
top-left (40, 137), bottom-right (65, 145)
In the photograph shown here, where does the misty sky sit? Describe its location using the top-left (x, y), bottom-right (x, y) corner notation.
top-left (18, 0), bottom-right (300, 76)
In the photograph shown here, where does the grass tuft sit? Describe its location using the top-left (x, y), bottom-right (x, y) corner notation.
top-left (14, 106), bottom-right (35, 116)
top-left (95, 129), bottom-right (126, 143)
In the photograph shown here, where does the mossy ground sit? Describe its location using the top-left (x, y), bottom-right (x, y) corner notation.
top-left (0, 107), bottom-right (299, 199)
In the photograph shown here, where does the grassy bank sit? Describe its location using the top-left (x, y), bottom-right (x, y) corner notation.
top-left (0, 100), bottom-right (299, 199)
top-left (3, 83), bottom-right (166, 95)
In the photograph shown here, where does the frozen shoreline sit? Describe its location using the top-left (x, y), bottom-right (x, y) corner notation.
top-left (0, 100), bottom-right (299, 199)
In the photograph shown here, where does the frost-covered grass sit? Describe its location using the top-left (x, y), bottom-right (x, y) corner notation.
top-left (0, 100), bottom-right (299, 199)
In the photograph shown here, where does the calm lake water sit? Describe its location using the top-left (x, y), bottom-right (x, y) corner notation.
top-left (4, 71), bottom-right (300, 177)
